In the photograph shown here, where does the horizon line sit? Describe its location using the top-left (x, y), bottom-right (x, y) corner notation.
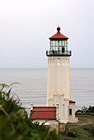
top-left (0, 67), bottom-right (94, 70)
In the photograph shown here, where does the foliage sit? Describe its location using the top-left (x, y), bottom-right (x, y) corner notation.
top-left (76, 106), bottom-right (94, 116)
top-left (0, 83), bottom-right (60, 140)
top-left (60, 129), bottom-right (78, 139)
top-left (67, 131), bottom-right (77, 138)
top-left (83, 125), bottom-right (94, 138)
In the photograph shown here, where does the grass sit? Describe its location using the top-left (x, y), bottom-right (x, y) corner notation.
top-left (59, 116), bottom-right (94, 140)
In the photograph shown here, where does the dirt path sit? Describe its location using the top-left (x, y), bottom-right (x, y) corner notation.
top-left (77, 117), bottom-right (92, 125)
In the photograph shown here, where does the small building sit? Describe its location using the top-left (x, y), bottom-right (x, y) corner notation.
top-left (30, 105), bottom-right (58, 131)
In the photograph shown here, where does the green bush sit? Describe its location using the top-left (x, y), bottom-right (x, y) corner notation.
top-left (0, 83), bottom-right (60, 140)
top-left (76, 106), bottom-right (94, 116)
top-left (67, 131), bottom-right (78, 138)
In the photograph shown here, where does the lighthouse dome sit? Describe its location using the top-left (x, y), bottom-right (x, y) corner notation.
top-left (49, 26), bottom-right (68, 40)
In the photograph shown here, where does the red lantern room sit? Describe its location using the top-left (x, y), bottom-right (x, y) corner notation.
top-left (46, 27), bottom-right (71, 56)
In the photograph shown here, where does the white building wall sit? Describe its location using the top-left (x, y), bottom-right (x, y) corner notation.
top-left (48, 95), bottom-right (69, 123)
top-left (47, 56), bottom-right (71, 105)
top-left (48, 95), bottom-right (78, 123)
top-left (32, 119), bottom-right (58, 133)
top-left (47, 55), bottom-right (78, 123)
top-left (68, 103), bottom-right (78, 123)
top-left (33, 119), bottom-right (58, 126)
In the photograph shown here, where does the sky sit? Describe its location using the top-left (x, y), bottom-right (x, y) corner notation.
top-left (0, 0), bottom-right (94, 68)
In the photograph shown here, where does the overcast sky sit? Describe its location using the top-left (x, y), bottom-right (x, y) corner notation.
top-left (0, 0), bottom-right (94, 68)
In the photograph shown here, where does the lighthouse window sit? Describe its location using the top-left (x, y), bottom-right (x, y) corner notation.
top-left (52, 41), bottom-right (55, 46)
top-left (59, 41), bottom-right (62, 46)
top-left (62, 41), bottom-right (64, 46)
top-left (56, 41), bottom-right (58, 46)
top-left (50, 41), bottom-right (53, 47)
top-left (50, 41), bottom-right (55, 47)
top-left (65, 41), bottom-right (68, 50)
top-left (59, 47), bottom-right (62, 53)
top-left (69, 109), bottom-right (72, 115)
top-left (56, 47), bottom-right (58, 51)
top-left (52, 46), bottom-right (56, 51)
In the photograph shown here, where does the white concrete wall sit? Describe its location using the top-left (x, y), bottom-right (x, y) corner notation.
top-left (48, 95), bottom-right (78, 123)
top-left (48, 94), bottom-right (69, 123)
top-left (68, 103), bottom-right (78, 123)
top-left (46, 56), bottom-right (78, 123)
top-left (32, 119), bottom-right (58, 132)
top-left (47, 56), bottom-right (71, 105)
top-left (33, 119), bottom-right (58, 126)
top-left (47, 56), bottom-right (70, 104)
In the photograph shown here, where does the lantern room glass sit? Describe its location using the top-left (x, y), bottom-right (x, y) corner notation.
top-left (50, 40), bottom-right (68, 54)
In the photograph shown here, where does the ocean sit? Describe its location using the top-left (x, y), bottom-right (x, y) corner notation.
top-left (0, 69), bottom-right (94, 110)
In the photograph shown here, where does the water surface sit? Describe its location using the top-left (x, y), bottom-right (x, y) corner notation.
top-left (0, 69), bottom-right (94, 110)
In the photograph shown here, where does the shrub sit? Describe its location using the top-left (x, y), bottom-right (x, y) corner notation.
top-left (0, 83), bottom-right (60, 140)
top-left (76, 106), bottom-right (94, 115)
top-left (67, 131), bottom-right (78, 138)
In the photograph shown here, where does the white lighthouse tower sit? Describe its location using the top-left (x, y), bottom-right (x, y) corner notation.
top-left (46, 27), bottom-right (78, 123)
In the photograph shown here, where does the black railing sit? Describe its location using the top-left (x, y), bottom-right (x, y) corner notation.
top-left (46, 50), bottom-right (71, 56)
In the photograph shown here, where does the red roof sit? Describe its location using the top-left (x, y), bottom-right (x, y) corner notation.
top-left (49, 26), bottom-right (68, 40)
top-left (69, 100), bottom-right (75, 103)
top-left (30, 107), bottom-right (56, 120)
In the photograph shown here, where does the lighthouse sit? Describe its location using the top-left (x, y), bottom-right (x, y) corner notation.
top-left (46, 27), bottom-right (78, 123)
top-left (30, 26), bottom-right (78, 124)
